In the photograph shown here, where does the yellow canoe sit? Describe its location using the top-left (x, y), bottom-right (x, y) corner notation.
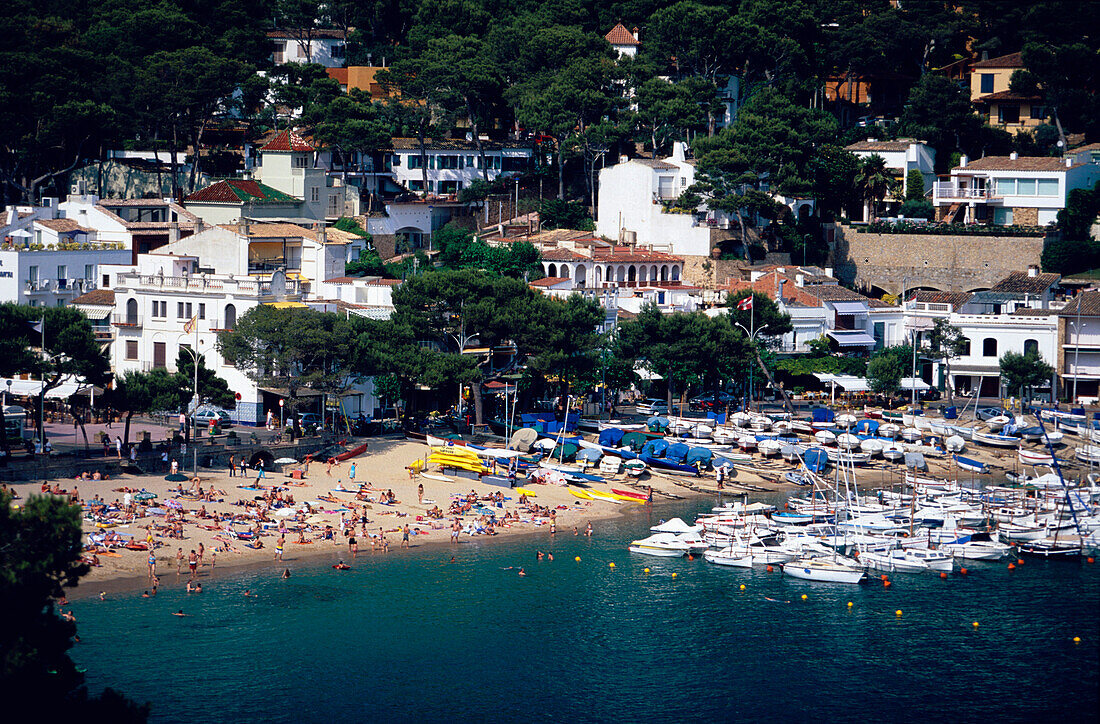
top-left (515, 487), bottom-right (538, 497)
top-left (609, 493), bottom-right (645, 504)
top-left (586, 490), bottom-right (621, 503)
top-left (569, 488), bottom-right (593, 500)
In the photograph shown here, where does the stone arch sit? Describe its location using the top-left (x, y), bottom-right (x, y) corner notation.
top-left (249, 450), bottom-right (275, 469)
top-left (982, 338), bottom-right (998, 357)
top-left (126, 298), bottom-right (138, 325)
top-left (628, 265), bottom-right (637, 282)
top-left (606, 265), bottom-right (614, 284)
top-left (547, 263), bottom-right (557, 278)
top-left (595, 266), bottom-right (602, 285)
top-left (1024, 338), bottom-right (1039, 356)
top-left (616, 265), bottom-right (626, 283)
top-left (660, 265), bottom-right (669, 282)
top-left (574, 264), bottom-right (586, 287)
top-left (651, 265), bottom-right (658, 282)
top-left (671, 265), bottom-right (680, 281)
top-left (639, 265), bottom-right (648, 283)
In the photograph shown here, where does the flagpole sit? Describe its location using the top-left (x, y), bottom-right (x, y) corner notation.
top-left (39, 316), bottom-right (45, 452)
top-left (748, 295), bottom-right (754, 411)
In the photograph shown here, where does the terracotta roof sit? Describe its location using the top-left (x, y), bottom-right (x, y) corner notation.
top-left (242, 223), bottom-right (318, 240)
top-left (541, 248), bottom-right (589, 262)
top-left (804, 285), bottom-right (873, 303)
top-left (955, 156), bottom-right (1078, 172)
top-left (529, 276), bottom-right (570, 287)
top-left (324, 276), bottom-right (355, 284)
top-left (389, 138), bottom-right (532, 152)
top-left (991, 270), bottom-right (1060, 294)
top-left (592, 246), bottom-right (683, 263)
top-left (70, 289), bottom-right (115, 305)
top-left (972, 52), bottom-right (1023, 69)
top-left (633, 159), bottom-right (678, 170)
top-left (35, 218), bottom-right (94, 234)
top-left (605, 23), bottom-right (639, 46)
top-left (974, 90), bottom-right (1042, 103)
top-left (267, 28), bottom-right (346, 40)
top-left (1069, 142), bottom-right (1100, 153)
top-left (185, 179), bottom-right (300, 204)
top-left (1011, 307), bottom-right (1060, 316)
top-left (909, 290), bottom-right (972, 310)
top-left (260, 129), bottom-right (315, 152)
top-left (1060, 291), bottom-right (1100, 317)
top-left (845, 140), bottom-right (920, 152)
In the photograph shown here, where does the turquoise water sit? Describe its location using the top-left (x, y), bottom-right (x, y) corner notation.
top-left (71, 501), bottom-right (1099, 723)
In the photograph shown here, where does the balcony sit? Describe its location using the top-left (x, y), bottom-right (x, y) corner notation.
top-left (115, 273), bottom-right (302, 299)
top-left (111, 313), bottom-right (142, 329)
top-left (208, 319), bottom-right (236, 333)
top-left (934, 183), bottom-right (999, 201)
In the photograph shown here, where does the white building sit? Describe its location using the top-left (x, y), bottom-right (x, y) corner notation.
top-left (605, 23), bottom-right (640, 58)
top-left (844, 139), bottom-right (936, 219)
top-left (383, 139), bottom-right (534, 197)
top-left (933, 153), bottom-right (1100, 226)
top-left (0, 245), bottom-right (130, 307)
top-left (268, 29), bottom-right (347, 67)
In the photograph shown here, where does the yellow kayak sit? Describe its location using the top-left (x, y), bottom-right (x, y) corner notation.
top-left (515, 487), bottom-right (538, 497)
top-left (569, 488), bottom-right (593, 500)
top-left (609, 492), bottom-right (645, 504)
top-left (586, 490), bottom-right (621, 503)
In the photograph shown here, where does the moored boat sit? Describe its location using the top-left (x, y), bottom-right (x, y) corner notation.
top-left (782, 557), bottom-right (866, 583)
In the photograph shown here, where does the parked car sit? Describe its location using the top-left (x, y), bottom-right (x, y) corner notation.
top-left (297, 413), bottom-right (323, 429)
top-left (919, 387), bottom-right (941, 402)
top-left (690, 392), bottom-right (736, 411)
top-left (193, 407), bottom-right (233, 428)
top-left (976, 406), bottom-right (1011, 421)
top-left (637, 398), bottom-right (669, 415)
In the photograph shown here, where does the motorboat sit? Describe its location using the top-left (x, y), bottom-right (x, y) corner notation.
top-left (878, 423), bottom-right (900, 439)
top-left (703, 546), bottom-right (753, 567)
top-left (973, 431), bottom-right (1020, 448)
top-left (882, 444), bottom-right (905, 463)
top-left (953, 455), bottom-right (989, 474)
top-left (902, 548), bottom-right (954, 571)
top-left (860, 438), bottom-right (884, 457)
top-left (651, 517), bottom-right (703, 534)
top-left (675, 531), bottom-right (710, 554)
top-left (1018, 448), bottom-right (1055, 466)
top-left (857, 548), bottom-right (929, 573)
top-left (758, 439), bottom-right (783, 458)
top-left (782, 557), bottom-right (866, 583)
top-left (940, 533), bottom-right (1013, 560)
top-left (628, 533), bottom-right (690, 557)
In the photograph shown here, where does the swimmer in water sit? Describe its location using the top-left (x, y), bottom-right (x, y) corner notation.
top-left (518, 567), bottom-right (526, 576)
top-left (282, 568), bottom-right (291, 579)
top-left (172, 610), bottom-right (186, 616)
top-left (243, 590), bottom-right (253, 597)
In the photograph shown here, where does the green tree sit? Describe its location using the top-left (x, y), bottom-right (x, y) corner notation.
top-left (172, 351), bottom-right (236, 412)
top-left (105, 369), bottom-right (179, 446)
top-left (524, 294), bottom-right (606, 402)
top-left (897, 74), bottom-right (983, 173)
top-left (0, 489), bottom-right (148, 720)
top-left (1000, 350), bottom-right (1054, 404)
top-left (924, 319), bottom-right (969, 404)
top-left (867, 345), bottom-right (912, 397)
top-left (906, 168), bottom-right (926, 202)
top-left (855, 154), bottom-right (899, 220)
top-left (725, 290), bottom-right (795, 412)
top-left (632, 77), bottom-right (705, 153)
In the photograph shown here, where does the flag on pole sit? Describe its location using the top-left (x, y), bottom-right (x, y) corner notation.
top-left (183, 315), bottom-right (198, 334)
top-left (28, 320), bottom-right (43, 334)
top-left (737, 295), bottom-right (754, 311)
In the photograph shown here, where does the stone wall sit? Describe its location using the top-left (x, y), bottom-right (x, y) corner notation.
top-left (832, 223), bottom-right (1048, 294)
top-left (679, 256), bottom-right (747, 288)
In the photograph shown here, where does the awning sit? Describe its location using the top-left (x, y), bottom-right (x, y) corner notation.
top-left (825, 330), bottom-right (876, 347)
top-left (265, 302), bottom-right (308, 309)
top-left (900, 377), bottom-right (931, 391)
top-left (814, 373), bottom-right (870, 392)
top-left (74, 305), bottom-right (112, 319)
top-left (1, 376), bottom-right (100, 399)
top-left (832, 302), bottom-right (869, 315)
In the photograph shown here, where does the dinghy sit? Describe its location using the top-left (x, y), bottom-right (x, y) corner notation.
top-left (953, 455), bottom-right (989, 474)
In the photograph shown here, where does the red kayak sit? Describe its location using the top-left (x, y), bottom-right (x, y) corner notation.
top-left (335, 442), bottom-right (369, 461)
top-left (611, 488), bottom-right (647, 501)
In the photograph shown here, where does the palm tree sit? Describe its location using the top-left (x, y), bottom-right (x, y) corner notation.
top-left (856, 154), bottom-right (899, 221)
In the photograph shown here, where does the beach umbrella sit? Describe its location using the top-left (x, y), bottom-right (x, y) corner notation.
top-left (164, 499), bottom-right (183, 509)
top-left (164, 473), bottom-right (188, 482)
top-left (510, 427), bottom-right (538, 452)
top-left (273, 508), bottom-right (296, 518)
top-left (274, 457), bottom-right (297, 464)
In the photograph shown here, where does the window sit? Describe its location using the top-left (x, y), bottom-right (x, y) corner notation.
top-left (57, 265), bottom-right (66, 282)
top-left (998, 104), bottom-right (1020, 124)
top-left (293, 155), bottom-right (308, 168)
top-left (996, 178), bottom-right (1016, 195)
top-left (125, 340), bottom-right (138, 360)
top-left (102, 274), bottom-right (110, 288)
top-left (1024, 339), bottom-right (1039, 356)
top-left (198, 303), bottom-right (206, 320)
top-left (466, 156), bottom-right (475, 167)
top-left (224, 304), bottom-right (236, 330)
top-left (1037, 178), bottom-right (1059, 196)
top-left (390, 154), bottom-right (400, 167)
top-left (311, 187), bottom-right (320, 203)
top-left (980, 73), bottom-right (994, 94)
top-left (1030, 105), bottom-right (1046, 120)
top-left (959, 338), bottom-right (971, 356)
top-left (177, 302), bottom-right (185, 318)
top-left (993, 207), bottom-right (1014, 225)
top-left (126, 298), bottom-right (139, 325)
top-left (409, 180), bottom-right (424, 191)
top-left (185, 302), bottom-right (193, 319)
top-left (1017, 178), bottom-right (1037, 195)
top-left (56, 299), bottom-right (65, 307)
top-left (28, 266), bottom-right (38, 285)
top-left (983, 338), bottom-right (998, 357)
top-left (331, 44), bottom-right (346, 59)
top-left (84, 264), bottom-right (94, 280)
top-left (153, 341), bottom-right (166, 369)
top-left (407, 155), bottom-right (422, 169)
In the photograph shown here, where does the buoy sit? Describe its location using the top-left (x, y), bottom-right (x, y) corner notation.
top-left (895, 609), bottom-right (903, 616)
top-left (940, 572), bottom-right (947, 579)
top-left (574, 556), bottom-right (580, 562)
top-left (801, 594), bottom-right (808, 601)
top-left (847, 601), bottom-right (853, 608)
top-left (1008, 563), bottom-right (1016, 570)
top-left (880, 574), bottom-right (889, 581)
top-left (972, 621), bottom-right (979, 628)
top-left (1017, 558), bottom-right (1025, 565)
top-left (739, 584), bottom-right (746, 591)
top-left (1088, 557), bottom-right (1095, 564)
top-left (688, 554), bottom-right (694, 561)
top-left (884, 580), bottom-right (892, 588)
top-left (960, 567), bottom-right (968, 575)
top-left (1073, 636), bottom-right (1081, 644)
top-left (643, 568), bottom-right (650, 574)
top-left (766, 565), bottom-right (773, 573)
top-left (672, 572), bottom-right (678, 578)
top-left (609, 562), bottom-right (615, 568)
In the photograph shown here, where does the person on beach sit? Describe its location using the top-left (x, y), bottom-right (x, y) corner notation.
top-left (401, 524), bottom-right (410, 549)
top-left (349, 462), bottom-right (356, 482)
top-left (152, 575), bottom-right (159, 595)
top-left (188, 549), bottom-right (198, 579)
top-left (129, 445), bottom-right (137, 466)
top-left (210, 550), bottom-right (216, 570)
top-left (349, 534), bottom-right (358, 558)
top-left (115, 435), bottom-right (123, 459)
top-left (171, 459), bottom-right (179, 475)
top-left (229, 455), bottom-right (236, 477)
top-left (451, 520), bottom-right (460, 543)
top-left (418, 483), bottom-right (424, 504)
top-left (256, 460), bottom-right (266, 480)
top-left (176, 548), bottom-right (184, 576)
top-left (585, 522), bottom-right (593, 537)
top-left (379, 527), bottom-right (389, 553)
top-left (147, 552), bottom-right (156, 579)
top-left (197, 542), bottom-right (205, 569)
top-left (275, 534), bottom-right (285, 561)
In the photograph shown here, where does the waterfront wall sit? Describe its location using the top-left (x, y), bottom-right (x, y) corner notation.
top-left (832, 223), bottom-right (1048, 294)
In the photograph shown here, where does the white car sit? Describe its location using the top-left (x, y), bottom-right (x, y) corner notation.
top-left (637, 398), bottom-right (669, 415)
top-left (193, 407), bottom-right (233, 427)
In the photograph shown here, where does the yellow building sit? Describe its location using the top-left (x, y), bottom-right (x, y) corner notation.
top-left (970, 52), bottom-right (1046, 131)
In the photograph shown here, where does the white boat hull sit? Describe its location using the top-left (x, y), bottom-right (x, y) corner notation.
top-left (783, 558), bottom-right (866, 584)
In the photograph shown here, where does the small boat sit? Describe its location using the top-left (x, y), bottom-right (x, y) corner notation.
top-left (941, 533), bottom-right (1013, 560)
top-left (803, 447), bottom-right (830, 473)
top-left (781, 444), bottom-right (806, 462)
top-left (785, 471), bottom-right (810, 486)
top-left (904, 452), bottom-right (927, 471)
top-left (1018, 448), bottom-right (1054, 466)
top-left (782, 557), bottom-right (866, 584)
top-left (986, 415), bottom-right (1011, 432)
top-left (611, 488), bottom-right (647, 501)
top-left (737, 436), bottom-right (758, 451)
top-left (814, 430), bottom-right (837, 445)
top-left (878, 423), bottom-right (900, 439)
top-left (903, 548), bottom-right (954, 572)
top-left (859, 549), bottom-right (929, 574)
top-left (569, 488), bottom-right (593, 500)
top-left (598, 456), bottom-right (623, 475)
top-left (900, 427), bottom-right (922, 442)
top-left (836, 433), bottom-right (860, 450)
top-left (953, 455), bottom-right (989, 474)
top-left (703, 547), bottom-right (753, 567)
top-left (757, 439), bottom-right (783, 457)
top-left (1076, 445), bottom-right (1100, 463)
top-left (586, 489), bottom-right (621, 503)
top-left (622, 458), bottom-right (647, 477)
top-left (628, 533), bottom-right (689, 557)
top-left (651, 517), bottom-right (702, 534)
top-left (1017, 537), bottom-right (1083, 557)
top-left (854, 419), bottom-right (880, 435)
top-left (835, 413), bottom-right (858, 428)
top-left (973, 431), bottom-right (1020, 448)
top-left (859, 438), bottom-right (884, 457)
top-left (882, 444), bottom-right (905, 463)
top-left (826, 449), bottom-right (871, 465)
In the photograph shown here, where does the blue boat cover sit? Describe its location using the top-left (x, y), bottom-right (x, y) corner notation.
top-left (804, 447), bottom-right (829, 472)
top-left (598, 428), bottom-right (625, 447)
top-left (640, 438), bottom-right (669, 458)
top-left (812, 408), bottom-right (835, 423)
top-left (665, 442), bottom-right (690, 463)
top-left (686, 447), bottom-right (712, 466)
top-left (855, 419), bottom-right (879, 434)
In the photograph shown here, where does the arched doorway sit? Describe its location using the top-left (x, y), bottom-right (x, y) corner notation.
top-left (595, 266), bottom-right (602, 285)
top-left (547, 263), bottom-right (557, 278)
top-left (660, 265), bottom-right (669, 282)
top-left (574, 265), bottom-right (586, 287)
top-left (671, 266), bottom-right (680, 281)
top-left (224, 303), bottom-right (236, 330)
top-left (628, 266), bottom-right (637, 283)
top-left (126, 298), bottom-right (138, 325)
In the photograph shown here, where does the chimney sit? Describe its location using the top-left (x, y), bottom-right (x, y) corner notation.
top-left (619, 154), bottom-right (628, 164)
top-left (1010, 151), bottom-right (1018, 160)
top-left (318, 223), bottom-right (327, 245)
top-left (1066, 157), bottom-right (1073, 168)
top-left (777, 278), bottom-right (785, 302)
top-left (825, 266), bottom-right (834, 278)
top-left (237, 218), bottom-right (250, 237)
top-left (632, 26), bottom-right (639, 41)
top-left (168, 222), bottom-right (180, 244)
top-left (796, 273), bottom-right (805, 287)
top-left (194, 217), bottom-right (205, 234)
top-left (959, 155), bottom-right (968, 168)
top-left (1028, 265), bottom-right (1038, 277)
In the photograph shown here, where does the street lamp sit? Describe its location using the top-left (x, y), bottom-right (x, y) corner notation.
top-left (733, 320), bottom-right (766, 410)
top-left (176, 330), bottom-right (202, 474)
top-left (4, 379), bottom-right (10, 407)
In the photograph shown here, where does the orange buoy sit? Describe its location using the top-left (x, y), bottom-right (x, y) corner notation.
top-left (880, 574), bottom-right (889, 581)
top-left (940, 572), bottom-right (948, 579)
top-left (766, 565), bottom-right (773, 573)
top-left (884, 580), bottom-right (892, 588)
top-left (960, 567), bottom-right (969, 575)
top-left (1017, 558), bottom-right (1025, 565)
top-left (1088, 557), bottom-right (1095, 564)
top-left (1008, 563), bottom-right (1016, 570)
top-left (688, 554), bottom-right (694, 561)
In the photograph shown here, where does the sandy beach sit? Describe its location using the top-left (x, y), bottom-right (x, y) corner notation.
top-left (8, 436), bottom-right (721, 596)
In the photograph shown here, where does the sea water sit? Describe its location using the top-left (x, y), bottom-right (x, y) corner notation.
top-left (71, 501), bottom-right (1099, 723)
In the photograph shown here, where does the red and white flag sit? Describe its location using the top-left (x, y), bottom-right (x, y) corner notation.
top-left (737, 296), bottom-right (754, 311)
